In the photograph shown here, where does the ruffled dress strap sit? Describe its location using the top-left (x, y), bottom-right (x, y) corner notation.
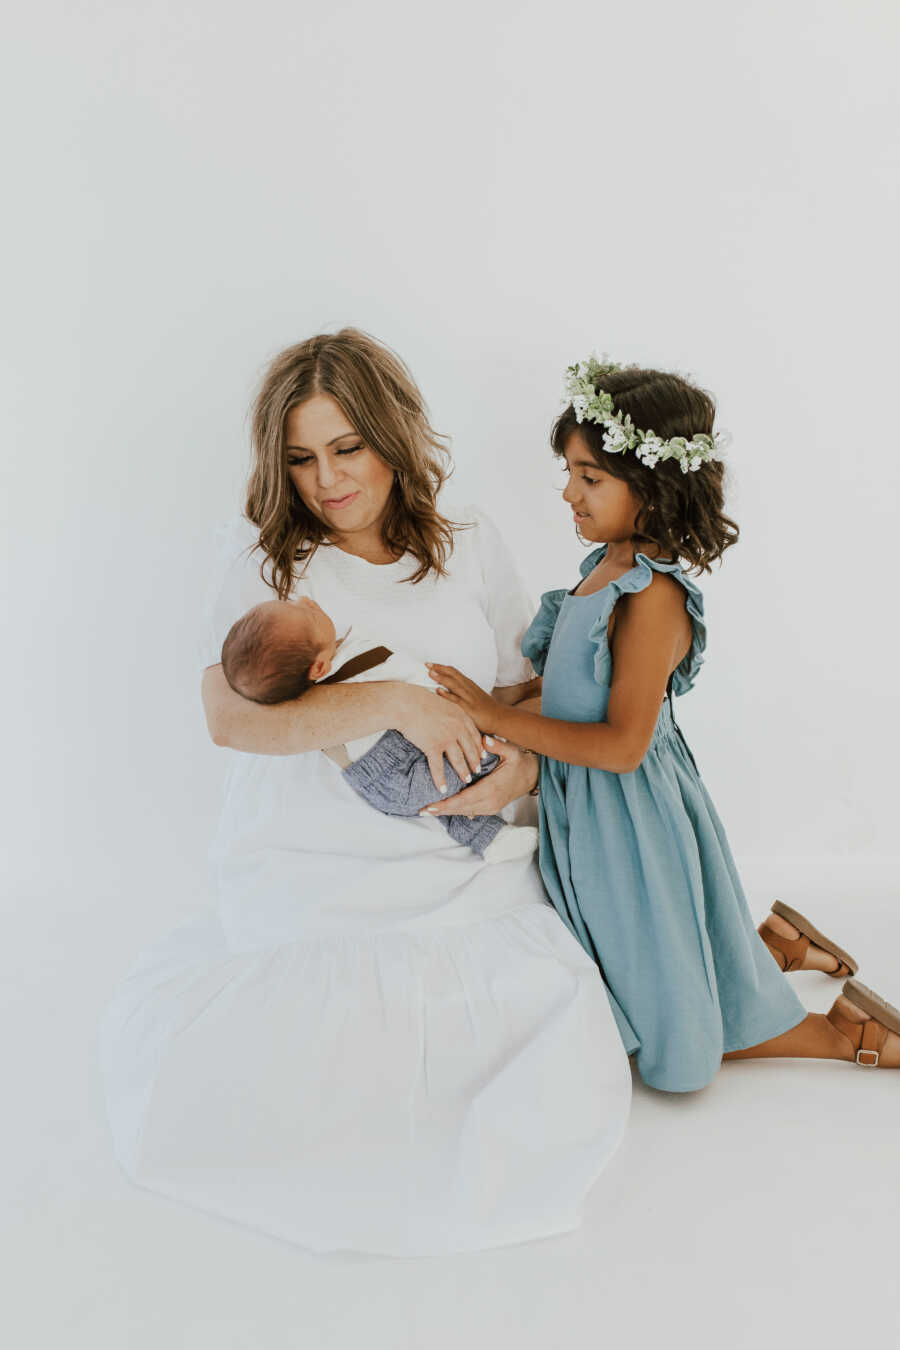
top-left (587, 550), bottom-right (707, 694)
top-left (521, 587), bottom-right (569, 675)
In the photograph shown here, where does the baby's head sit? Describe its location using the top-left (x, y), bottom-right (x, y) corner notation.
top-left (221, 598), bottom-right (338, 704)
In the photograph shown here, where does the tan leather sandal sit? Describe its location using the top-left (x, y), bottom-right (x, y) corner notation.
top-left (825, 979), bottom-right (900, 1066)
top-left (757, 899), bottom-right (858, 978)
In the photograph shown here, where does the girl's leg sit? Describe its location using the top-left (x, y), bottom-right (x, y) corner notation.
top-left (723, 996), bottom-right (900, 1066)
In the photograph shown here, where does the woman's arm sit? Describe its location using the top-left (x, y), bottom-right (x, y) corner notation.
top-left (430, 575), bottom-right (689, 774)
top-left (201, 663), bottom-right (487, 788)
top-left (491, 676), bottom-right (542, 707)
top-left (202, 664), bottom-right (404, 754)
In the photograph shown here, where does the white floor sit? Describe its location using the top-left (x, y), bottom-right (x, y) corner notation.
top-left (4, 858), bottom-right (898, 1350)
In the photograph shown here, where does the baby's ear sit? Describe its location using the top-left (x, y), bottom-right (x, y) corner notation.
top-left (307, 655), bottom-right (330, 682)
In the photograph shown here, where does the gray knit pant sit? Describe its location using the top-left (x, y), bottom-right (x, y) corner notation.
top-left (342, 728), bottom-right (504, 856)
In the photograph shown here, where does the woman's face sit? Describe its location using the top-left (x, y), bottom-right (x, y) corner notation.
top-left (561, 430), bottom-right (643, 543)
top-left (284, 395), bottom-right (396, 543)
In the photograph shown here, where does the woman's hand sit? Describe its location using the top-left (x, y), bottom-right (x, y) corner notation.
top-left (425, 663), bottom-right (506, 732)
top-left (394, 684), bottom-right (487, 795)
top-left (418, 736), bottom-right (539, 819)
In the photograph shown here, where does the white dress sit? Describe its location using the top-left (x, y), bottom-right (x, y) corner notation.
top-left (98, 502), bottom-right (631, 1255)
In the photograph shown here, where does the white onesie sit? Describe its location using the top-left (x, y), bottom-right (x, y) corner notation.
top-left (316, 625), bottom-right (443, 760)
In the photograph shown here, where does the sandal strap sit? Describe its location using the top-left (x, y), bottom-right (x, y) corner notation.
top-left (825, 1005), bottom-right (886, 1065)
top-left (759, 921), bottom-right (852, 978)
top-left (758, 921), bottom-right (810, 973)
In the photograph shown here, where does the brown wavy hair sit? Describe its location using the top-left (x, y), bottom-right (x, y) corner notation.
top-left (245, 328), bottom-right (467, 597)
top-left (551, 365), bottom-right (739, 575)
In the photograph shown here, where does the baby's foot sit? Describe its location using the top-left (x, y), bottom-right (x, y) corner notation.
top-left (482, 825), bottom-right (538, 863)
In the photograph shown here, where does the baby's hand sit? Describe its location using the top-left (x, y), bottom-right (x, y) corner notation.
top-left (426, 664), bottom-right (502, 732)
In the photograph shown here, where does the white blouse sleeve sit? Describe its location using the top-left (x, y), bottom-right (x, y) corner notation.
top-left (466, 505), bottom-right (538, 688)
top-left (198, 517), bottom-right (281, 670)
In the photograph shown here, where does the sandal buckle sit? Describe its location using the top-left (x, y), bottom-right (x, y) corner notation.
top-left (856, 1048), bottom-right (880, 1066)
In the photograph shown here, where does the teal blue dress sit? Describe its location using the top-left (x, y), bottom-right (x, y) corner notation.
top-left (521, 546), bottom-right (807, 1093)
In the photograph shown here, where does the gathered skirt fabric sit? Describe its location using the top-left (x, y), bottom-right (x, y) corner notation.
top-left (98, 751), bottom-right (632, 1256)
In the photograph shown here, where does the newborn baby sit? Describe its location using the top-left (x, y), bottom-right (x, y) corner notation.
top-left (220, 597), bottom-right (538, 864)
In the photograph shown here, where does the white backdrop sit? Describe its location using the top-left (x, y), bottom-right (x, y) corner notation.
top-left (4, 0), bottom-right (899, 910)
top-left (4, 3), bottom-right (900, 1347)
top-left (7, 0), bottom-right (900, 913)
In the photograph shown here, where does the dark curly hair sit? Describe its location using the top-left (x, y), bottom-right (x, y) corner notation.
top-left (551, 366), bottom-right (739, 575)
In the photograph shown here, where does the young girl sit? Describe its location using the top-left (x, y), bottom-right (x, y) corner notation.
top-left (426, 356), bottom-right (900, 1092)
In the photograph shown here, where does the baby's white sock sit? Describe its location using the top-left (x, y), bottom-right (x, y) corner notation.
top-left (482, 824), bottom-right (538, 863)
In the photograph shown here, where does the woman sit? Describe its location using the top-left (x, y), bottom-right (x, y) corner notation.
top-left (98, 328), bottom-right (631, 1256)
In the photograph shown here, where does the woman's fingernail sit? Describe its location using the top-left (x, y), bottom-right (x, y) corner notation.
top-left (485, 737), bottom-right (495, 747)
top-left (465, 774), bottom-right (472, 783)
top-left (439, 784), bottom-right (447, 794)
top-left (481, 750), bottom-right (489, 761)
top-left (420, 807), bottom-right (437, 815)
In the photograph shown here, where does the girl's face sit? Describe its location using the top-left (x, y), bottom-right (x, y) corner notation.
top-left (284, 395), bottom-right (396, 542)
top-left (561, 430), bottom-right (644, 543)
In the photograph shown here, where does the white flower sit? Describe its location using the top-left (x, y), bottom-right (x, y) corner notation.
top-left (562, 354), bottom-right (731, 470)
top-left (603, 420), bottom-right (629, 452)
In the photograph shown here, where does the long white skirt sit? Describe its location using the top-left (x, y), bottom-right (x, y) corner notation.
top-left (98, 753), bottom-right (631, 1256)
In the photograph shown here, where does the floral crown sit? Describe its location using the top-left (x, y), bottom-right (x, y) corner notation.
top-left (563, 354), bottom-right (730, 473)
